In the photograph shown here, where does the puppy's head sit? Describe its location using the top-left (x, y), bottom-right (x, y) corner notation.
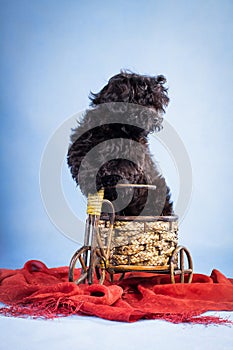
top-left (89, 71), bottom-right (169, 132)
top-left (90, 71), bottom-right (169, 112)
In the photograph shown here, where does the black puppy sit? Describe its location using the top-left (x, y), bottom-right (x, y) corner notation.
top-left (67, 71), bottom-right (173, 217)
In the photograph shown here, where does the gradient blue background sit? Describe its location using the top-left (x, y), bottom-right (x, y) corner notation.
top-left (0, 0), bottom-right (232, 277)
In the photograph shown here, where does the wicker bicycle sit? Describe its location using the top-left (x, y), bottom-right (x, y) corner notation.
top-left (69, 185), bottom-right (193, 285)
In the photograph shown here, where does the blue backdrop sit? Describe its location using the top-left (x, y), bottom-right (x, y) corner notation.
top-left (0, 0), bottom-right (232, 276)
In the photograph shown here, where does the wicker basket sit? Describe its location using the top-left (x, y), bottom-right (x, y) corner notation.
top-left (99, 215), bottom-right (178, 268)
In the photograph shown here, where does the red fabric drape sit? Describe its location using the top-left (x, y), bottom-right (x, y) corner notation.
top-left (0, 260), bottom-right (232, 325)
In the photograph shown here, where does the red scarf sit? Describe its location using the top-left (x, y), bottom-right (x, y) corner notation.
top-left (0, 260), bottom-right (232, 325)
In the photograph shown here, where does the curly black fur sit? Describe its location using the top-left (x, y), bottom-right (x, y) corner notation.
top-left (67, 71), bottom-right (173, 216)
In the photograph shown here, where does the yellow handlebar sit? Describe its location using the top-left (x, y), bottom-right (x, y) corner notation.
top-left (87, 189), bottom-right (104, 216)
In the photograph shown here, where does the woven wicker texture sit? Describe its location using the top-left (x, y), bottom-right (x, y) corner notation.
top-left (99, 218), bottom-right (178, 267)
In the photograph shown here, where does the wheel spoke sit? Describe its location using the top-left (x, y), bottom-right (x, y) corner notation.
top-left (180, 248), bottom-right (185, 283)
top-left (79, 255), bottom-right (87, 273)
top-left (99, 269), bottom-right (106, 285)
top-left (76, 271), bottom-right (88, 284)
